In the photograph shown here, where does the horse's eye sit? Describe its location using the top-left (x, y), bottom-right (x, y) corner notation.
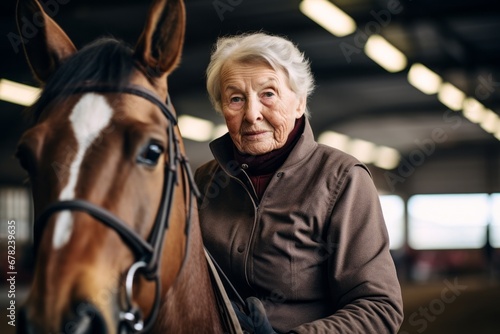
top-left (137, 142), bottom-right (164, 166)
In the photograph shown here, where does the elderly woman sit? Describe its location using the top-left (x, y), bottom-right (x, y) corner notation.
top-left (194, 32), bottom-right (403, 333)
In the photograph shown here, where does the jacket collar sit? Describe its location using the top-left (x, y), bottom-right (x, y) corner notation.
top-left (209, 117), bottom-right (318, 176)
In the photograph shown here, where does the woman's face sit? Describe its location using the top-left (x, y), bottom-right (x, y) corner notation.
top-left (220, 60), bottom-right (305, 155)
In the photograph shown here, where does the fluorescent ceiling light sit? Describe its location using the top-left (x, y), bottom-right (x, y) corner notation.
top-left (300, 0), bottom-right (356, 37)
top-left (364, 35), bottom-right (407, 72)
top-left (318, 131), bottom-right (350, 152)
top-left (494, 128), bottom-right (500, 141)
top-left (479, 109), bottom-right (500, 134)
top-left (462, 98), bottom-right (487, 124)
top-left (178, 115), bottom-right (214, 142)
top-left (374, 146), bottom-right (400, 170)
top-left (348, 138), bottom-right (376, 164)
top-left (437, 82), bottom-right (466, 111)
top-left (0, 79), bottom-right (40, 106)
top-left (318, 131), bottom-right (400, 170)
top-left (212, 123), bottom-right (228, 139)
top-left (407, 63), bottom-right (442, 95)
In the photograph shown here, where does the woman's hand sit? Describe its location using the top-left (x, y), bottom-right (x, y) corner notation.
top-left (232, 297), bottom-right (277, 334)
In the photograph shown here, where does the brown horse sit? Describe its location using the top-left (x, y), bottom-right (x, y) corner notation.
top-left (14, 0), bottom-right (231, 333)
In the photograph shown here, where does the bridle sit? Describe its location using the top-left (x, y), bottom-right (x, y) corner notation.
top-left (32, 83), bottom-right (200, 333)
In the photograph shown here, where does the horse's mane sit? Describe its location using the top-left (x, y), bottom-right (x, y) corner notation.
top-left (30, 38), bottom-right (136, 122)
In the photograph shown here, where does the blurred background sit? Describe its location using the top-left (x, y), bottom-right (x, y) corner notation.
top-left (1, 0), bottom-right (499, 333)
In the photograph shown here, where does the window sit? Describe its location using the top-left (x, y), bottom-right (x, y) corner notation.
top-left (491, 193), bottom-right (500, 248)
top-left (0, 187), bottom-right (32, 242)
top-left (379, 195), bottom-right (405, 250)
top-left (408, 194), bottom-right (490, 250)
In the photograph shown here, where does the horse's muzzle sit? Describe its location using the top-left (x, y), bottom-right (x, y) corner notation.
top-left (66, 301), bottom-right (108, 334)
top-left (17, 302), bottom-right (108, 334)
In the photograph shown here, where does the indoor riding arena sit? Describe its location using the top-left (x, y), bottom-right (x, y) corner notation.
top-left (1, 1), bottom-right (499, 333)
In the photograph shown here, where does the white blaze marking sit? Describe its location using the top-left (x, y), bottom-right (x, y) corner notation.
top-left (52, 93), bottom-right (113, 249)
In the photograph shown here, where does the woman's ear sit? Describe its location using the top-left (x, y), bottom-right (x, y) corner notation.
top-left (134, 0), bottom-right (186, 79)
top-left (16, 0), bottom-right (77, 84)
top-left (296, 96), bottom-right (307, 118)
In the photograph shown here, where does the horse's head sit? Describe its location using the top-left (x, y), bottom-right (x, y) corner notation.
top-left (15, 0), bottom-right (192, 333)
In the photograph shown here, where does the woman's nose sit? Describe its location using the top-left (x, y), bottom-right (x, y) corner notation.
top-left (244, 95), bottom-right (263, 123)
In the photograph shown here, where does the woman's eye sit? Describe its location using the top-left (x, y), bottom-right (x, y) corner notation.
top-left (230, 96), bottom-right (244, 103)
top-left (137, 142), bottom-right (164, 166)
top-left (263, 91), bottom-right (275, 98)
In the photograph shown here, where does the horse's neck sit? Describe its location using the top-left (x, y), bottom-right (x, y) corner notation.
top-left (155, 212), bottom-right (223, 333)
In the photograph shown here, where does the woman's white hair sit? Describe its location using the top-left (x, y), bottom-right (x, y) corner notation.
top-left (206, 32), bottom-right (315, 116)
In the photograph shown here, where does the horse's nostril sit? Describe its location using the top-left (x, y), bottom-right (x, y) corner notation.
top-left (63, 302), bottom-right (107, 334)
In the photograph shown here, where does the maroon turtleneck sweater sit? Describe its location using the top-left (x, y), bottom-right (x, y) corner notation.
top-left (233, 116), bottom-right (305, 199)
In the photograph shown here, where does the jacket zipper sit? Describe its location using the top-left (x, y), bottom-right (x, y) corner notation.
top-left (228, 168), bottom-right (260, 288)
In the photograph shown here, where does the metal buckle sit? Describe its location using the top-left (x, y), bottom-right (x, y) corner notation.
top-left (120, 261), bottom-right (147, 333)
top-left (120, 307), bottom-right (144, 332)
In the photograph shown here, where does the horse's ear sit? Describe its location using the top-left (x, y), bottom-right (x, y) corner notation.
top-left (134, 0), bottom-right (186, 78)
top-left (16, 0), bottom-right (76, 83)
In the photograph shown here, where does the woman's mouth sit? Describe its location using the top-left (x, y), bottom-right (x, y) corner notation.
top-left (243, 130), bottom-right (268, 140)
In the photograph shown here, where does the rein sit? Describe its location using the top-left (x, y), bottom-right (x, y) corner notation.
top-left (32, 83), bottom-right (200, 333)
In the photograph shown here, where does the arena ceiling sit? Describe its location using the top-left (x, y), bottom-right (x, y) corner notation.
top-left (1, 0), bottom-right (499, 185)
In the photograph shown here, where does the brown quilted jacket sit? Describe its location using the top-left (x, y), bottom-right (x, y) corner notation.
top-left (195, 118), bottom-right (404, 333)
